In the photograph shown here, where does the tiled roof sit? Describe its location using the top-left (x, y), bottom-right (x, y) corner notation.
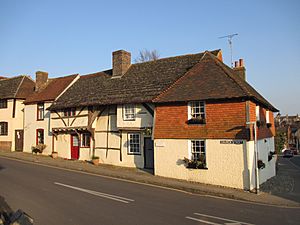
top-left (24, 74), bottom-right (78, 104)
top-left (154, 52), bottom-right (278, 112)
top-left (49, 50), bottom-right (221, 110)
top-left (0, 76), bottom-right (35, 99)
top-left (48, 49), bottom-right (277, 112)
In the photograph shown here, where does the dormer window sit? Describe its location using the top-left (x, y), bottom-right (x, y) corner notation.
top-left (123, 104), bottom-right (135, 121)
top-left (188, 101), bottom-right (206, 124)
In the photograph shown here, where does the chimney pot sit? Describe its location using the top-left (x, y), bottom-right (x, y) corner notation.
top-left (112, 50), bottom-right (131, 77)
top-left (239, 58), bottom-right (244, 67)
top-left (35, 71), bottom-right (48, 91)
top-left (234, 61), bottom-right (239, 68)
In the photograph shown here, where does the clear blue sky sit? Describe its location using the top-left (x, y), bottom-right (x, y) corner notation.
top-left (1, 0), bottom-right (299, 114)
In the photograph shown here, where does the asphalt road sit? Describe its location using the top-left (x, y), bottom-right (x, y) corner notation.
top-left (0, 157), bottom-right (299, 225)
top-left (276, 155), bottom-right (300, 203)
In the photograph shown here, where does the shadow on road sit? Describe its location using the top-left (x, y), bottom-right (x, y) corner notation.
top-left (261, 156), bottom-right (300, 203)
top-left (0, 195), bottom-right (13, 224)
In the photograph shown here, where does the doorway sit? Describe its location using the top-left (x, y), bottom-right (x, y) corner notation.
top-left (144, 137), bottom-right (154, 169)
top-left (15, 129), bottom-right (24, 151)
top-left (71, 134), bottom-right (80, 159)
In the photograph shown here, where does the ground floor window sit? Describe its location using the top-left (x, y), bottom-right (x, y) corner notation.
top-left (191, 140), bottom-right (206, 163)
top-left (36, 129), bottom-right (44, 144)
top-left (81, 133), bottom-right (91, 147)
top-left (128, 133), bottom-right (140, 154)
top-left (0, 122), bottom-right (8, 135)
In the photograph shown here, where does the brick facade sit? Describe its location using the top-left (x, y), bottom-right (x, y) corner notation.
top-left (154, 100), bottom-right (249, 139)
top-left (154, 100), bottom-right (275, 140)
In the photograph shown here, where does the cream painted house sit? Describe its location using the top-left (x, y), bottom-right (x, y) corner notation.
top-left (46, 49), bottom-right (278, 190)
top-left (23, 71), bottom-right (79, 155)
top-left (0, 76), bottom-right (35, 151)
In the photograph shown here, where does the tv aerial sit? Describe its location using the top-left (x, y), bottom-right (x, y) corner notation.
top-left (219, 33), bottom-right (238, 67)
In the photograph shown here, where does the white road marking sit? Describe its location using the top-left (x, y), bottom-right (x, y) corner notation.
top-left (186, 216), bottom-right (221, 225)
top-left (186, 212), bottom-right (254, 225)
top-left (54, 182), bottom-right (134, 204)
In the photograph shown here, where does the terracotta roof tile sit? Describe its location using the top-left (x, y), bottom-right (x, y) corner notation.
top-left (24, 74), bottom-right (78, 104)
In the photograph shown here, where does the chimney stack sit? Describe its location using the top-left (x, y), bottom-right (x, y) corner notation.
top-left (112, 50), bottom-right (131, 78)
top-left (35, 71), bottom-right (48, 91)
top-left (233, 58), bottom-right (246, 80)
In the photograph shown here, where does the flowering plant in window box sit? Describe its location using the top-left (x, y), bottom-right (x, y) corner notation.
top-left (31, 144), bottom-right (47, 154)
top-left (183, 156), bottom-right (206, 169)
top-left (257, 159), bottom-right (265, 169)
top-left (187, 117), bottom-right (206, 125)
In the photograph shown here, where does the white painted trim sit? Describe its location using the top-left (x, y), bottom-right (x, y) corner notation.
top-left (256, 105), bottom-right (260, 121)
top-left (266, 110), bottom-right (270, 123)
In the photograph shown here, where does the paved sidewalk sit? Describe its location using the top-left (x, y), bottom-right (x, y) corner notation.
top-left (1, 150), bottom-right (299, 208)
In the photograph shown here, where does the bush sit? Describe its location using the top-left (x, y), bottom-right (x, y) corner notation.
top-left (31, 144), bottom-right (47, 154)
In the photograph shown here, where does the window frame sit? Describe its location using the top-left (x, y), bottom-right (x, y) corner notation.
top-left (0, 99), bottom-right (8, 109)
top-left (36, 129), bottom-right (44, 145)
top-left (123, 104), bottom-right (136, 121)
top-left (81, 133), bottom-right (91, 148)
top-left (190, 139), bottom-right (206, 163)
top-left (37, 103), bottom-right (45, 121)
top-left (187, 101), bottom-right (206, 124)
top-left (0, 122), bottom-right (8, 136)
top-left (127, 133), bottom-right (141, 155)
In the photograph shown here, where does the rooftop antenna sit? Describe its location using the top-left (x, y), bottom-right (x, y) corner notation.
top-left (219, 33), bottom-right (238, 67)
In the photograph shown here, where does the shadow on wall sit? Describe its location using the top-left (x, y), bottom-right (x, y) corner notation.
top-left (226, 126), bottom-right (249, 140)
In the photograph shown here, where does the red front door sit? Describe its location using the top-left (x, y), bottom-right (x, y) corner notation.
top-left (71, 134), bottom-right (80, 159)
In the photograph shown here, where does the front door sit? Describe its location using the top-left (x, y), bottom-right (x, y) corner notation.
top-left (15, 130), bottom-right (24, 151)
top-left (144, 137), bottom-right (154, 169)
top-left (71, 134), bottom-right (80, 159)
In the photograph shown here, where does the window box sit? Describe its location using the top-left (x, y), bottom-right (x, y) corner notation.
top-left (183, 157), bottom-right (207, 169)
top-left (266, 123), bottom-right (272, 128)
top-left (187, 118), bottom-right (206, 125)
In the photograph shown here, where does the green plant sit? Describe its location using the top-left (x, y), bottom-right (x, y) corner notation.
top-left (92, 156), bottom-right (99, 160)
top-left (183, 156), bottom-right (206, 169)
top-left (31, 144), bottom-right (47, 154)
top-left (275, 130), bottom-right (286, 154)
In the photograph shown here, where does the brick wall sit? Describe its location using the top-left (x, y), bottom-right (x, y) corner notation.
top-left (154, 100), bottom-right (249, 139)
top-left (248, 101), bottom-right (275, 140)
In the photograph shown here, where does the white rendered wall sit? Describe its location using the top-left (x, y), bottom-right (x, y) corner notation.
top-left (154, 139), bottom-right (248, 189)
top-left (0, 99), bottom-right (25, 151)
top-left (24, 102), bottom-right (53, 155)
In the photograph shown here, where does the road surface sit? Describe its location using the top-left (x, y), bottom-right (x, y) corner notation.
top-left (0, 157), bottom-right (299, 225)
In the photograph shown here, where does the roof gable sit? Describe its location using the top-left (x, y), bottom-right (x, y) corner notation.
top-left (24, 74), bottom-right (78, 104)
top-left (0, 76), bottom-right (35, 99)
top-left (154, 52), bottom-right (278, 111)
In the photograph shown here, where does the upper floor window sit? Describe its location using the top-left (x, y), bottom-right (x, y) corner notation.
top-left (37, 103), bottom-right (44, 120)
top-left (81, 133), bottom-right (91, 147)
top-left (266, 110), bottom-right (270, 123)
top-left (256, 106), bottom-right (260, 121)
top-left (0, 122), bottom-right (8, 136)
top-left (0, 99), bottom-right (7, 109)
top-left (188, 101), bottom-right (205, 124)
top-left (123, 104), bottom-right (135, 121)
top-left (128, 133), bottom-right (140, 154)
top-left (63, 108), bottom-right (76, 117)
top-left (36, 129), bottom-right (44, 144)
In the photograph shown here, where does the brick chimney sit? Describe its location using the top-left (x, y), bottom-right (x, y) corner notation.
top-left (233, 58), bottom-right (246, 80)
top-left (35, 71), bottom-right (48, 91)
top-left (112, 50), bottom-right (131, 77)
